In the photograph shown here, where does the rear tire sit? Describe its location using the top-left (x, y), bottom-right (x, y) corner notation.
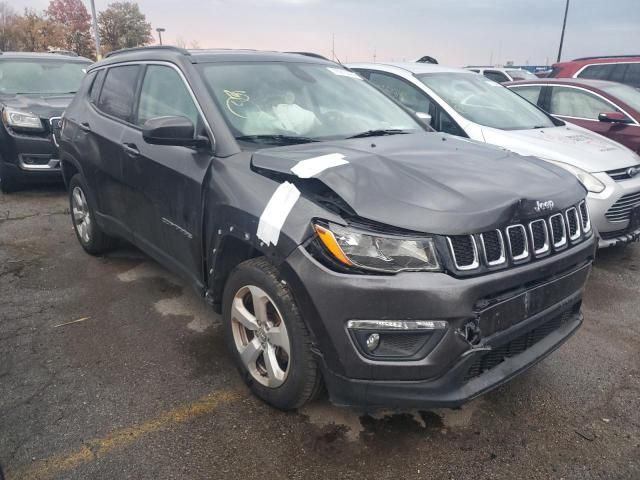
top-left (222, 257), bottom-right (322, 410)
top-left (68, 174), bottom-right (117, 255)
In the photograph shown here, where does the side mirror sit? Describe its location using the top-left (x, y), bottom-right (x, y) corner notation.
top-left (142, 116), bottom-right (209, 147)
top-left (598, 112), bottom-right (632, 124)
top-left (415, 111), bottom-right (432, 126)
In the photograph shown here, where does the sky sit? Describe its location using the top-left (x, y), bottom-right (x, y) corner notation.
top-left (11, 0), bottom-right (640, 66)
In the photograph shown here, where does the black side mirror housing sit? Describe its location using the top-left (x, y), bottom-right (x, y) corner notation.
top-left (142, 116), bottom-right (209, 147)
top-left (598, 112), bottom-right (632, 124)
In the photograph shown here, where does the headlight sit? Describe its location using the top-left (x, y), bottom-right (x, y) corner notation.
top-left (549, 160), bottom-right (605, 194)
top-left (2, 107), bottom-right (44, 131)
top-left (313, 222), bottom-right (441, 273)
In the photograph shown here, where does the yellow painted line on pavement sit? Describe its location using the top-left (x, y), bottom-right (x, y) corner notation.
top-left (7, 389), bottom-right (243, 480)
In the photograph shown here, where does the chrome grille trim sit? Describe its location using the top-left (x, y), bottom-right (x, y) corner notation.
top-left (506, 224), bottom-right (529, 261)
top-left (528, 219), bottom-right (550, 256)
top-left (566, 207), bottom-right (581, 241)
top-left (446, 236), bottom-right (480, 271)
top-left (480, 230), bottom-right (506, 266)
top-left (49, 116), bottom-right (62, 147)
top-left (579, 200), bottom-right (591, 232)
top-left (548, 213), bottom-right (567, 248)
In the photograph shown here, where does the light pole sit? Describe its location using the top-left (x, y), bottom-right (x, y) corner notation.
top-left (557, 0), bottom-right (570, 63)
top-left (156, 27), bottom-right (166, 46)
top-left (89, 0), bottom-right (101, 59)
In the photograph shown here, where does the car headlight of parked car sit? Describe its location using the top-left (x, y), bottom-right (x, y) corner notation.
top-left (313, 222), bottom-right (441, 273)
top-left (2, 107), bottom-right (44, 132)
top-left (548, 160), bottom-right (605, 194)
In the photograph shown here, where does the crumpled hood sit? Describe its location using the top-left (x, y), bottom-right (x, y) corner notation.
top-left (251, 133), bottom-right (586, 235)
top-left (481, 123), bottom-right (640, 173)
top-left (0, 93), bottom-right (73, 119)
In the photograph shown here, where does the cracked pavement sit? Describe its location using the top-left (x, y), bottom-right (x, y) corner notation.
top-left (0, 186), bottom-right (639, 480)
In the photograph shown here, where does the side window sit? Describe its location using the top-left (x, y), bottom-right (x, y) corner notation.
top-left (435, 106), bottom-right (465, 137)
top-left (549, 86), bottom-right (623, 120)
top-left (97, 65), bottom-right (140, 122)
top-left (511, 86), bottom-right (543, 105)
top-left (136, 65), bottom-right (200, 127)
top-left (89, 69), bottom-right (105, 104)
top-left (624, 63), bottom-right (640, 89)
top-left (367, 72), bottom-right (432, 114)
top-left (483, 70), bottom-right (509, 83)
top-left (577, 64), bottom-right (615, 80)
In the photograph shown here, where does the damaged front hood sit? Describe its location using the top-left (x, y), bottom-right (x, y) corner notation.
top-left (251, 133), bottom-right (586, 235)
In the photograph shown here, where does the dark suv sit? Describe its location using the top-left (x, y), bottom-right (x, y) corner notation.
top-left (59, 47), bottom-right (595, 410)
top-left (0, 52), bottom-right (92, 192)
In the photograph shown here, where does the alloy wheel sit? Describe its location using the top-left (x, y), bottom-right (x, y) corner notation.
top-left (71, 186), bottom-right (91, 244)
top-left (230, 285), bottom-right (291, 388)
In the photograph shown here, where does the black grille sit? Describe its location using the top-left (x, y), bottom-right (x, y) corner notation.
top-left (530, 221), bottom-right (547, 252)
top-left (375, 333), bottom-right (428, 357)
top-left (464, 308), bottom-right (575, 381)
top-left (449, 235), bottom-right (476, 268)
top-left (579, 202), bottom-right (590, 230)
top-left (482, 231), bottom-right (503, 263)
top-left (567, 209), bottom-right (579, 238)
top-left (507, 226), bottom-right (526, 258)
top-left (607, 165), bottom-right (640, 181)
top-left (605, 191), bottom-right (640, 223)
top-left (550, 215), bottom-right (565, 246)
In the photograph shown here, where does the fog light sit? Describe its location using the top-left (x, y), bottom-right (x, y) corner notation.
top-left (366, 333), bottom-right (380, 352)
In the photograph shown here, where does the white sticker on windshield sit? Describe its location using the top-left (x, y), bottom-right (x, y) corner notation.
top-left (291, 153), bottom-right (348, 178)
top-left (256, 181), bottom-right (301, 247)
top-left (327, 67), bottom-right (362, 79)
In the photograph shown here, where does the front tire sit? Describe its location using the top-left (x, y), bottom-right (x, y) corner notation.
top-left (68, 174), bottom-right (117, 255)
top-left (222, 257), bottom-right (322, 410)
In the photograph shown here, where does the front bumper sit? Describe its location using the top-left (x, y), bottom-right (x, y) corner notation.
top-left (590, 172), bottom-right (640, 248)
top-left (0, 123), bottom-right (62, 182)
top-left (280, 235), bottom-right (595, 409)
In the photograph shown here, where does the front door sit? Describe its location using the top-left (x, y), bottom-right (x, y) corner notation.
top-left (121, 63), bottom-right (213, 287)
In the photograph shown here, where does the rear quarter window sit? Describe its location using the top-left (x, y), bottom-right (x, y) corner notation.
top-left (97, 65), bottom-right (140, 122)
top-left (89, 69), bottom-right (106, 104)
top-left (511, 85), bottom-right (543, 105)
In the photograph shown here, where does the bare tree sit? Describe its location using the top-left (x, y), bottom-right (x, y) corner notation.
top-left (0, 2), bottom-right (20, 51)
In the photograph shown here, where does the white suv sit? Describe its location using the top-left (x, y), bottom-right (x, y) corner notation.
top-left (349, 62), bottom-right (640, 247)
top-left (465, 67), bottom-right (538, 83)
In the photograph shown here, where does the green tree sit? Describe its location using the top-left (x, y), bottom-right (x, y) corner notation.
top-left (46, 0), bottom-right (94, 58)
top-left (98, 2), bottom-right (152, 54)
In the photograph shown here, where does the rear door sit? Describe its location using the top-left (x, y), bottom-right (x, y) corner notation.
top-left (87, 64), bottom-right (142, 239)
top-left (121, 63), bottom-right (213, 286)
top-left (547, 85), bottom-right (637, 148)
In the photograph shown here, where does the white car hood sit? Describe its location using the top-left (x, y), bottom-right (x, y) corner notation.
top-left (480, 123), bottom-right (640, 173)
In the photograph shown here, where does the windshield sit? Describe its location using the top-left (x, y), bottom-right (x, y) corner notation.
top-left (418, 72), bottom-right (556, 130)
top-left (0, 59), bottom-right (89, 95)
top-left (506, 69), bottom-right (537, 80)
top-left (197, 62), bottom-right (421, 144)
top-left (600, 83), bottom-right (640, 113)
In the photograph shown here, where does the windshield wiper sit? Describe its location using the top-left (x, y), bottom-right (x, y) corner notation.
top-left (235, 134), bottom-right (319, 145)
top-left (347, 129), bottom-right (409, 139)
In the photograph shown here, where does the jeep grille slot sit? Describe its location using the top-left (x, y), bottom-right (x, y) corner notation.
top-left (447, 235), bottom-right (479, 270)
top-left (566, 207), bottom-right (581, 240)
top-left (549, 213), bottom-right (567, 248)
top-left (480, 230), bottom-right (505, 266)
top-left (529, 219), bottom-right (550, 256)
top-left (506, 225), bottom-right (529, 261)
top-left (578, 200), bottom-right (591, 232)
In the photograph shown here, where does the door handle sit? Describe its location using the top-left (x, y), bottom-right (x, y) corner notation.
top-left (122, 143), bottom-right (140, 157)
top-left (79, 122), bottom-right (91, 132)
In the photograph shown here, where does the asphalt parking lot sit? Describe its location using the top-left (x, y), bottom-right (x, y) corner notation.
top-left (1, 186), bottom-right (639, 480)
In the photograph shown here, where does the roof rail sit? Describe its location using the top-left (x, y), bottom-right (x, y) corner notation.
top-left (105, 45), bottom-right (190, 58)
top-left (572, 54), bottom-right (640, 61)
top-left (48, 49), bottom-right (79, 57)
top-left (285, 51), bottom-right (332, 61)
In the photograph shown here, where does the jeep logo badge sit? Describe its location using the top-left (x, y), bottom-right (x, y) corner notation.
top-left (534, 200), bottom-right (555, 213)
top-left (627, 166), bottom-right (640, 178)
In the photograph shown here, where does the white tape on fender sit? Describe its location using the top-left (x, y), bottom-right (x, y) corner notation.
top-left (257, 181), bottom-right (301, 246)
top-left (290, 153), bottom-right (348, 178)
